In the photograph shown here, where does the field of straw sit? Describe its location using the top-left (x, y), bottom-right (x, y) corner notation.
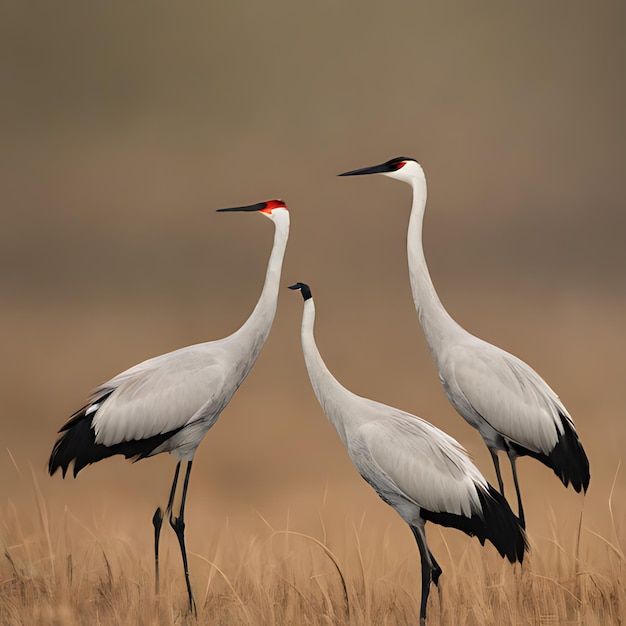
top-left (1, 460), bottom-right (624, 625)
top-left (2, 2), bottom-right (625, 624)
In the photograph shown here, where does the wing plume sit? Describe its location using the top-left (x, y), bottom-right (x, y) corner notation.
top-left (48, 395), bottom-right (183, 478)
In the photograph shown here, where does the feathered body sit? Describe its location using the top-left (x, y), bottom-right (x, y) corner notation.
top-left (49, 204), bottom-right (289, 477)
top-left (339, 157), bottom-right (590, 527)
top-left (48, 200), bottom-right (290, 614)
top-left (290, 282), bottom-right (526, 624)
top-left (50, 332), bottom-right (266, 475)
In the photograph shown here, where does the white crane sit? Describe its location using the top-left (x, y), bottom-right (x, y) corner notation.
top-left (339, 157), bottom-right (590, 528)
top-left (48, 199), bottom-right (290, 614)
top-left (289, 281), bottom-right (526, 625)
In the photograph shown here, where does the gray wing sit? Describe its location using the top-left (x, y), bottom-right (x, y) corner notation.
top-left (348, 405), bottom-right (487, 517)
top-left (90, 342), bottom-right (229, 446)
top-left (446, 340), bottom-right (567, 454)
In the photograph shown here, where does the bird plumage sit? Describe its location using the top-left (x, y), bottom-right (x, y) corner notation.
top-left (289, 281), bottom-right (526, 623)
top-left (349, 406), bottom-right (486, 518)
top-left (48, 389), bottom-right (183, 478)
top-left (49, 204), bottom-right (289, 476)
top-left (48, 200), bottom-right (290, 613)
top-left (339, 157), bottom-right (590, 527)
top-left (49, 349), bottom-right (226, 476)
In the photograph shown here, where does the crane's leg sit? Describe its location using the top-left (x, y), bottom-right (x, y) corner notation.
top-left (410, 523), bottom-right (435, 626)
top-left (429, 550), bottom-right (442, 587)
top-left (169, 459), bottom-right (197, 616)
top-left (507, 451), bottom-right (526, 530)
top-left (490, 449), bottom-right (505, 496)
top-left (152, 461), bottom-right (181, 595)
top-left (428, 548), bottom-right (443, 620)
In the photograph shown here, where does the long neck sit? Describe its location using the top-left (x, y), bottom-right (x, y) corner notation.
top-left (406, 174), bottom-right (464, 355)
top-left (300, 299), bottom-right (350, 445)
top-left (231, 212), bottom-right (290, 350)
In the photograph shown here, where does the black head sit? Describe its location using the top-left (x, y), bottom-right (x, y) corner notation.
top-left (338, 156), bottom-right (417, 177)
top-left (288, 282), bottom-right (312, 300)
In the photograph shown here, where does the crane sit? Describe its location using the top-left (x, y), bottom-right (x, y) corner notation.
top-left (48, 199), bottom-right (290, 614)
top-left (339, 157), bottom-right (590, 528)
top-left (289, 281), bottom-right (527, 625)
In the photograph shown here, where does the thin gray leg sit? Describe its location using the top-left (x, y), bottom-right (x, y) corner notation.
top-left (410, 523), bottom-right (435, 625)
top-left (153, 461), bottom-right (181, 595)
top-left (169, 459), bottom-right (197, 616)
top-left (429, 549), bottom-right (442, 587)
top-left (490, 449), bottom-right (505, 496)
top-left (508, 451), bottom-right (526, 530)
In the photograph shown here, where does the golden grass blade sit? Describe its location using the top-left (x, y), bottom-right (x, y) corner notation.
top-left (6, 449), bottom-right (23, 480)
top-left (269, 529), bottom-right (350, 621)
top-left (585, 529), bottom-right (625, 561)
top-left (608, 459), bottom-right (622, 556)
top-left (29, 466), bottom-right (54, 582)
top-left (531, 573), bottom-right (582, 605)
top-left (191, 551), bottom-right (250, 620)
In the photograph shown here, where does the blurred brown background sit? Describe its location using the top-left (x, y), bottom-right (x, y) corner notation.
top-left (1, 1), bottom-right (624, 563)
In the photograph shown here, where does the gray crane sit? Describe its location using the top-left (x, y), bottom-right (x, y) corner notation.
top-left (339, 157), bottom-right (590, 528)
top-left (289, 281), bottom-right (526, 625)
top-left (48, 199), bottom-right (290, 614)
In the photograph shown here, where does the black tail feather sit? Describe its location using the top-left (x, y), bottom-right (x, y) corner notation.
top-left (421, 483), bottom-right (528, 564)
top-left (48, 403), bottom-right (182, 478)
top-left (511, 412), bottom-right (590, 494)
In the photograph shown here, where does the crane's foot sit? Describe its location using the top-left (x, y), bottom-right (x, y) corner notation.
top-left (170, 514), bottom-right (197, 617)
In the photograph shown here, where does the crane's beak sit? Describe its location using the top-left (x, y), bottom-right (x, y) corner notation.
top-left (216, 202), bottom-right (267, 213)
top-left (338, 161), bottom-right (391, 177)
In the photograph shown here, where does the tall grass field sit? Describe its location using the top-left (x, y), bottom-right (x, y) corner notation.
top-left (1, 463), bottom-right (623, 625)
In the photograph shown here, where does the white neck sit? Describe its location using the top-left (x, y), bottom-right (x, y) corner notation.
top-left (300, 298), bottom-right (350, 445)
top-left (231, 210), bottom-right (290, 350)
top-left (406, 173), bottom-right (465, 356)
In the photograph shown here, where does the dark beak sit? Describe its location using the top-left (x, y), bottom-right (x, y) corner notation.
top-left (216, 202), bottom-right (266, 213)
top-left (338, 162), bottom-right (391, 177)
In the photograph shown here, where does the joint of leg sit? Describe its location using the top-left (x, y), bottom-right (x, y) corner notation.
top-left (432, 564), bottom-right (442, 587)
top-left (169, 514), bottom-right (185, 534)
top-left (152, 507), bottom-right (163, 530)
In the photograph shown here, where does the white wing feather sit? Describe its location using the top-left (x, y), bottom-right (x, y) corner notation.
top-left (91, 342), bottom-right (230, 446)
top-left (446, 340), bottom-right (566, 454)
top-left (348, 402), bottom-right (486, 518)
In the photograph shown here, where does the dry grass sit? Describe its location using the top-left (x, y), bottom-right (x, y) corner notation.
top-left (1, 472), bottom-right (623, 626)
top-left (1, 5), bottom-right (625, 622)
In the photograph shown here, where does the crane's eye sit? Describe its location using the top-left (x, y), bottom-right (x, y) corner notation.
top-left (392, 160), bottom-right (407, 171)
top-left (263, 199), bottom-right (286, 211)
top-left (259, 199), bottom-right (287, 214)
